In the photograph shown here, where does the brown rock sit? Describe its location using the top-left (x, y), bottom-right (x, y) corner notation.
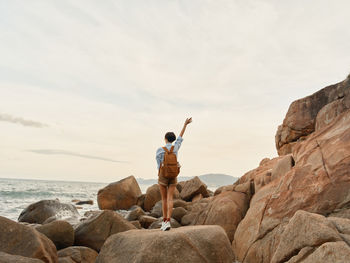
top-left (214, 185), bottom-right (234, 196)
top-left (176, 181), bottom-right (186, 192)
top-left (136, 194), bottom-right (145, 208)
top-left (233, 109), bottom-right (350, 263)
top-left (191, 193), bottom-right (203, 202)
top-left (271, 210), bottom-right (342, 263)
top-left (18, 200), bottom-right (80, 224)
top-left (171, 207), bottom-right (187, 223)
top-left (125, 205), bottom-right (145, 221)
top-left (315, 93), bottom-right (350, 131)
top-left (74, 210), bottom-right (136, 251)
top-left (58, 246), bottom-right (98, 263)
top-left (129, 220), bottom-right (142, 229)
top-left (35, 220), bottom-right (74, 250)
top-left (75, 200), bottom-right (93, 205)
top-left (143, 184), bottom-right (180, 212)
top-left (275, 75), bottom-right (350, 155)
top-left (0, 216), bottom-right (57, 263)
top-left (138, 215), bottom-right (158, 229)
top-left (97, 176), bottom-right (142, 210)
top-left (271, 154), bottom-right (294, 181)
top-left (180, 176), bottom-right (209, 201)
top-left (96, 226), bottom-right (234, 263)
top-left (149, 199), bottom-right (189, 218)
top-left (299, 241), bottom-right (350, 263)
top-left (0, 252), bottom-right (44, 263)
top-left (192, 191), bottom-right (249, 242)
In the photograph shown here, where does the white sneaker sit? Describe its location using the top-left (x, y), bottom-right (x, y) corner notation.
top-left (164, 220), bottom-right (171, 231)
top-left (160, 221), bottom-right (166, 231)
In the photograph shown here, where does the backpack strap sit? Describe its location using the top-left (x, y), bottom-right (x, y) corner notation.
top-left (170, 146), bottom-right (174, 153)
top-left (162, 147), bottom-right (169, 153)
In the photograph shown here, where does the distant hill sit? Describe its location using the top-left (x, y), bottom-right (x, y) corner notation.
top-left (136, 174), bottom-right (238, 188)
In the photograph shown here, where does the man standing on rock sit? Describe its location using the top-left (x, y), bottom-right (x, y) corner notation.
top-left (156, 117), bottom-right (192, 231)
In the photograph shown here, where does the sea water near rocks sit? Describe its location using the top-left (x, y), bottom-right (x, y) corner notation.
top-left (0, 178), bottom-right (152, 221)
top-left (0, 177), bottom-right (218, 221)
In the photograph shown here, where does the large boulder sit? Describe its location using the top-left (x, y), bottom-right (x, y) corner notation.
top-left (275, 74), bottom-right (350, 155)
top-left (0, 252), bottom-right (44, 263)
top-left (0, 216), bottom-right (57, 263)
top-left (97, 176), bottom-right (142, 210)
top-left (96, 226), bottom-right (234, 263)
top-left (143, 184), bottom-right (180, 212)
top-left (18, 200), bottom-right (80, 224)
top-left (180, 176), bottom-right (209, 201)
top-left (233, 109), bottom-right (350, 263)
top-left (35, 220), bottom-right (74, 250)
top-left (184, 191), bottom-right (249, 241)
top-left (57, 246), bottom-right (98, 263)
top-left (74, 210), bottom-right (136, 251)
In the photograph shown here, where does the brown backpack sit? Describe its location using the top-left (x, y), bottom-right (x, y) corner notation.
top-left (159, 146), bottom-right (180, 179)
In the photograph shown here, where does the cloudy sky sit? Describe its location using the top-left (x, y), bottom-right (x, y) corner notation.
top-left (1, 0), bottom-right (349, 183)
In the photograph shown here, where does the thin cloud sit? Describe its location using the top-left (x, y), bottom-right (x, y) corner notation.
top-left (27, 149), bottom-right (127, 163)
top-left (0, 113), bottom-right (48, 128)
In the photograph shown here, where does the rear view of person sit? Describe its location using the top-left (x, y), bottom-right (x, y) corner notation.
top-left (156, 117), bottom-right (192, 231)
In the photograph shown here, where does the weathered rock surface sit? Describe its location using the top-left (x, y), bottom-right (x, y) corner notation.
top-left (143, 184), bottom-right (180, 212)
top-left (74, 210), bottom-right (136, 251)
top-left (171, 207), bottom-right (187, 223)
top-left (138, 215), bottom-right (157, 229)
top-left (275, 74), bottom-right (350, 155)
top-left (96, 225), bottom-right (234, 263)
top-left (35, 220), bottom-right (74, 250)
top-left (97, 176), bottom-right (142, 210)
top-left (149, 199), bottom-right (189, 218)
top-left (185, 191), bottom-right (249, 241)
top-left (125, 205), bottom-right (145, 221)
top-left (18, 200), bottom-right (80, 224)
top-left (57, 246), bottom-right (98, 263)
top-left (0, 252), bottom-right (44, 263)
top-left (180, 176), bottom-right (209, 201)
top-left (233, 109), bottom-right (350, 263)
top-left (0, 216), bottom-right (58, 263)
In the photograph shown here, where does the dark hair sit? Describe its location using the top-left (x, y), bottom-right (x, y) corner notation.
top-left (165, 132), bottom-right (176, 143)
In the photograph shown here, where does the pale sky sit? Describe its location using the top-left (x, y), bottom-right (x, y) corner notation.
top-left (1, 0), bottom-right (349, 183)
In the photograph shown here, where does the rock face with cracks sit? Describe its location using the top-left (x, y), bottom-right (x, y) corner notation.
top-left (233, 110), bottom-right (350, 262)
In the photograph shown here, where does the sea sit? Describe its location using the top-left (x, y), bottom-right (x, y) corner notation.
top-left (0, 177), bottom-right (153, 221)
top-left (0, 177), bottom-right (219, 222)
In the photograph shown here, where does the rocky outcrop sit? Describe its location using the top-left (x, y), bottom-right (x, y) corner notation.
top-left (0, 252), bottom-right (44, 263)
top-left (275, 74), bottom-right (350, 155)
top-left (18, 200), bottom-right (80, 224)
top-left (96, 226), bottom-right (234, 263)
top-left (180, 176), bottom-right (209, 201)
top-left (233, 109), bottom-right (350, 263)
top-left (97, 176), bottom-right (142, 210)
top-left (182, 191), bottom-right (249, 241)
top-left (57, 246), bottom-right (98, 263)
top-left (35, 220), bottom-right (74, 250)
top-left (0, 216), bottom-right (58, 263)
top-left (270, 210), bottom-right (350, 263)
top-left (143, 184), bottom-right (180, 211)
top-left (74, 210), bottom-right (136, 251)
top-left (138, 215), bottom-right (157, 228)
